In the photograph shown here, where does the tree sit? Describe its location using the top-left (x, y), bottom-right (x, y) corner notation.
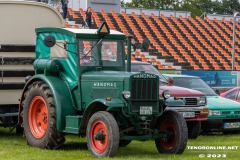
top-left (221, 0), bottom-right (240, 15)
top-left (125, 0), bottom-right (175, 10)
top-left (125, 0), bottom-right (240, 17)
top-left (121, 0), bottom-right (124, 7)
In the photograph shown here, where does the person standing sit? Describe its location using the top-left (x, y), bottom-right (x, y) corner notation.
top-left (85, 7), bottom-right (92, 28)
top-left (61, 0), bottom-right (68, 20)
top-left (131, 39), bottom-right (136, 52)
top-left (141, 37), bottom-right (149, 52)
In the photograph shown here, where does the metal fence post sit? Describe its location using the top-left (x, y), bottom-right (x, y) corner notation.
top-left (232, 12), bottom-right (239, 70)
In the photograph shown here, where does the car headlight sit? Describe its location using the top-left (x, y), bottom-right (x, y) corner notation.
top-left (122, 91), bottom-right (131, 99)
top-left (209, 110), bottom-right (221, 116)
top-left (198, 97), bottom-right (207, 105)
top-left (162, 90), bottom-right (171, 99)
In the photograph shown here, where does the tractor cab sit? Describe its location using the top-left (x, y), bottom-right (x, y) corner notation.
top-left (36, 22), bottom-right (126, 74)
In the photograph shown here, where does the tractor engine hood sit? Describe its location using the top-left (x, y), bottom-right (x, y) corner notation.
top-left (81, 71), bottom-right (132, 81)
top-left (159, 85), bottom-right (206, 97)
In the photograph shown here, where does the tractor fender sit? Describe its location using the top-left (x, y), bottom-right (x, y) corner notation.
top-left (79, 99), bottom-right (125, 134)
top-left (96, 98), bottom-right (125, 111)
top-left (19, 75), bottom-right (76, 132)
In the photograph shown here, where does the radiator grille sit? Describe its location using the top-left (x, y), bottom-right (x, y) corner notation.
top-left (222, 111), bottom-right (231, 115)
top-left (131, 79), bottom-right (158, 100)
top-left (180, 98), bottom-right (198, 106)
top-left (234, 111), bottom-right (240, 114)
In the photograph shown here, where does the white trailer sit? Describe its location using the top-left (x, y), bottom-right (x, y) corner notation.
top-left (0, 0), bottom-right (64, 130)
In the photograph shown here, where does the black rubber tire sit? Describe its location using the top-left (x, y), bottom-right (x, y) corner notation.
top-left (155, 110), bottom-right (188, 154)
top-left (187, 121), bottom-right (201, 139)
top-left (22, 81), bottom-right (65, 149)
top-left (87, 111), bottom-right (119, 158)
top-left (119, 140), bottom-right (132, 147)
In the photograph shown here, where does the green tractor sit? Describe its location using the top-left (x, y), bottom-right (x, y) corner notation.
top-left (19, 22), bottom-right (187, 157)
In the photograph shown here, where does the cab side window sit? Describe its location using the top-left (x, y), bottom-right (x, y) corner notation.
top-left (236, 90), bottom-right (240, 100)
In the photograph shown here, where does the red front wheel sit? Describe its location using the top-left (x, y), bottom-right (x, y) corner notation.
top-left (87, 111), bottom-right (119, 158)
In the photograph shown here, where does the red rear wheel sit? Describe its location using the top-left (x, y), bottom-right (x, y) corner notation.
top-left (29, 96), bottom-right (48, 139)
top-left (22, 81), bottom-right (65, 149)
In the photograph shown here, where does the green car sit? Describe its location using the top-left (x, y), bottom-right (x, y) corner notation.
top-left (163, 74), bottom-right (240, 132)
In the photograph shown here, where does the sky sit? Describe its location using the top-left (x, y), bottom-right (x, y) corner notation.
top-left (124, 0), bottom-right (132, 2)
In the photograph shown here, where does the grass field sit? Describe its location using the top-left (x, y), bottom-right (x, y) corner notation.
top-left (0, 128), bottom-right (239, 160)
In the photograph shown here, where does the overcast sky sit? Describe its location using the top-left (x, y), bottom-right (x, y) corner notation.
top-left (124, 0), bottom-right (132, 2)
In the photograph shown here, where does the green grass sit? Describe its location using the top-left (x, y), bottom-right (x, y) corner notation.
top-left (0, 128), bottom-right (239, 160)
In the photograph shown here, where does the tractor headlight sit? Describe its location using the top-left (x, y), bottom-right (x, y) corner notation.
top-left (162, 90), bottom-right (171, 99)
top-left (198, 97), bottom-right (207, 106)
top-left (122, 91), bottom-right (131, 99)
top-left (209, 110), bottom-right (221, 116)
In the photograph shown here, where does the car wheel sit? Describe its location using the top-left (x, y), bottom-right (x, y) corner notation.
top-left (187, 121), bottom-right (201, 139)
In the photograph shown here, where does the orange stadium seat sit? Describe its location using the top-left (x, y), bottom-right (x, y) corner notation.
top-left (69, 8), bottom-right (240, 70)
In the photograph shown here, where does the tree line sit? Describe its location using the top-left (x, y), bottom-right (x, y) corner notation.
top-left (122, 0), bottom-right (240, 17)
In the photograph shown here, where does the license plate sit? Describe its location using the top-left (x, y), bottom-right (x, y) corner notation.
top-left (224, 122), bottom-right (240, 129)
top-left (140, 106), bottom-right (152, 115)
top-left (179, 112), bottom-right (195, 118)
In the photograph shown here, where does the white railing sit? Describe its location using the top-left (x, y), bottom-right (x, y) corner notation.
top-left (64, 0), bottom-right (191, 18)
top-left (121, 8), bottom-right (191, 18)
top-left (206, 13), bottom-right (240, 22)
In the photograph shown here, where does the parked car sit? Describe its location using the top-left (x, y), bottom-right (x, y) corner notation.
top-left (130, 61), bottom-right (209, 139)
top-left (220, 87), bottom-right (240, 103)
top-left (163, 74), bottom-right (240, 133)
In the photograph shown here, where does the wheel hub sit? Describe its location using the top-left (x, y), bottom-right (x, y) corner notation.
top-left (164, 129), bottom-right (174, 142)
top-left (90, 120), bottom-right (109, 154)
top-left (28, 96), bottom-right (49, 139)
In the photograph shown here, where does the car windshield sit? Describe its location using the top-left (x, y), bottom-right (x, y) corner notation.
top-left (172, 77), bottom-right (218, 96)
top-left (78, 40), bottom-right (123, 67)
top-left (131, 63), bottom-right (167, 83)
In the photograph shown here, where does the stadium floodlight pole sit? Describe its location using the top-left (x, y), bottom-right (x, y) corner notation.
top-left (232, 11), bottom-right (239, 70)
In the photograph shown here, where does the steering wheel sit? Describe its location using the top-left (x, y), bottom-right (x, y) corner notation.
top-left (80, 55), bottom-right (97, 65)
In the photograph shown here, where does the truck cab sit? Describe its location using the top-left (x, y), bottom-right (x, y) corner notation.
top-left (19, 22), bottom-right (188, 157)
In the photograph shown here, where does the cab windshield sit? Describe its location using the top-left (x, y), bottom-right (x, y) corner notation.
top-left (78, 40), bottom-right (123, 67)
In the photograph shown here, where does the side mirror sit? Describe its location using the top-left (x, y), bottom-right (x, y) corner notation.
top-left (168, 77), bottom-right (174, 86)
top-left (44, 35), bottom-right (56, 47)
top-left (215, 89), bottom-right (220, 95)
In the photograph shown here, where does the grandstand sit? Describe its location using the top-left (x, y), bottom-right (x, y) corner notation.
top-left (66, 7), bottom-right (240, 70)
